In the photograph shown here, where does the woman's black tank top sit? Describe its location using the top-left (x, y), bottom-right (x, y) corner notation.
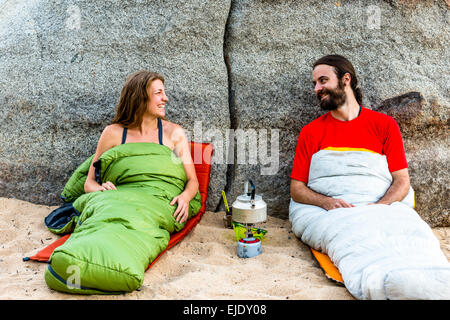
top-left (121, 118), bottom-right (163, 145)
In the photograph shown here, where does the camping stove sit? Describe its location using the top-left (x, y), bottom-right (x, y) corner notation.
top-left (236, 224), bottom-right (262, 258)
top-left (232, 180), bottom-right (267, 258)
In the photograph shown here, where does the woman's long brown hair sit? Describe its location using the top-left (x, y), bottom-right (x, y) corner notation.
top-left (112, 70), bottom-right (165, 129)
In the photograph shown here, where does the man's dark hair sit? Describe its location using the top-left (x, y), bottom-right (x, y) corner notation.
top-left (313, 55), bottom-right (363, 105)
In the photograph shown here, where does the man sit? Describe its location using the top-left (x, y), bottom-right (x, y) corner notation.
top-left (288, 55), bottom-right (450, 300)
top-left (290, 54), bottom-right (410, 209)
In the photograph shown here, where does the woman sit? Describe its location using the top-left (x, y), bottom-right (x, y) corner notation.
top-left (84, 70), bottom-right (199, 224)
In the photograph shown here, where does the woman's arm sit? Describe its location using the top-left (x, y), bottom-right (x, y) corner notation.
top-left (84, 125), bottom-right (121, 193)
top-left (169, 124), bottom-right (199, 223)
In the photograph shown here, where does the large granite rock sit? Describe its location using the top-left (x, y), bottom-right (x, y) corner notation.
top-left (0, 0), bottom-right (230, 209)
top-left (222, 0), bottom-right (449, 226)
top-left (0, 0), bottom-right (448, 226)
top-left (374, 92), bottom-right (449, 227)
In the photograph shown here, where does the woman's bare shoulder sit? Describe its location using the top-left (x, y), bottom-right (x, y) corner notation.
top-left (162, 119), bottom-right (181, 130)
top-left (162, 119), bottom-right (185, 137)
top-left (98, 124), bottom-right (124, 150)
top-left (103, 123), bottom-right (124, 134)
top-left (162, 119), bottom-right (187, 150)
top-left (102, 123), bottom-right (123, 137)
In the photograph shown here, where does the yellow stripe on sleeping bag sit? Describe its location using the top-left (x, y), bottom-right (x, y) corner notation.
top-left (323, 147), bottom-right (380, 154)
top-left (310, 247), bottom-right (344, 284)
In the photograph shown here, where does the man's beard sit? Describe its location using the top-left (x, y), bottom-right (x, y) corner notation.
top-left (317, 80), bottom-right (347, 111)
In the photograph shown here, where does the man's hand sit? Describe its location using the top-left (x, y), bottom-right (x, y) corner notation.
top-left (291, 179), bottom-right (354, 211)
top-left (322, 197), bottom-right (355, 210)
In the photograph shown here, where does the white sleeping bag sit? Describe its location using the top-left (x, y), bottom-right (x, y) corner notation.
top-left (289, 149), bottom-right (450, 300)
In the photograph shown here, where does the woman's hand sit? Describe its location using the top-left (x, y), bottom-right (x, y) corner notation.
top-left (84, 179), bottom-right (117, 193)
top-left (170, 192), bottom-right (190, 224)
top-left (99, 181), bottom-right (116, 191)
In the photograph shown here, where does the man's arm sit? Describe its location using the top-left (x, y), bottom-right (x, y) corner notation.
top-left (290, 179), bottom-right (355, 211)
top-left (375, 168), bottom-right (410, 205)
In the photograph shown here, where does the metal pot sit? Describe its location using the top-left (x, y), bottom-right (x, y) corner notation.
top-left (231, 180), bottom-right (267, 225)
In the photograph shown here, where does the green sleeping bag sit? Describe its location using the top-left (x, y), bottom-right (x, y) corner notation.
top-left (44, 142), bottom-right (201, 294)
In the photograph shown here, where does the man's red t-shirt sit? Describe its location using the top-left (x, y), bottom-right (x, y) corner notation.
top-left (290, 107), bottom-right (408, 183)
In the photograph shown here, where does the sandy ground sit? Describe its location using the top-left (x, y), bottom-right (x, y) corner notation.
top-left (0, 197), bottom-right (448, 300)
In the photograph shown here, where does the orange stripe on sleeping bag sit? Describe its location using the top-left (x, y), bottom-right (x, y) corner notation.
top-left (26, 234), bottom-right (71, 262)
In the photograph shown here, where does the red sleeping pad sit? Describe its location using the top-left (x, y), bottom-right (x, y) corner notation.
top-left (25, 141), bottom-right (213, 270)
